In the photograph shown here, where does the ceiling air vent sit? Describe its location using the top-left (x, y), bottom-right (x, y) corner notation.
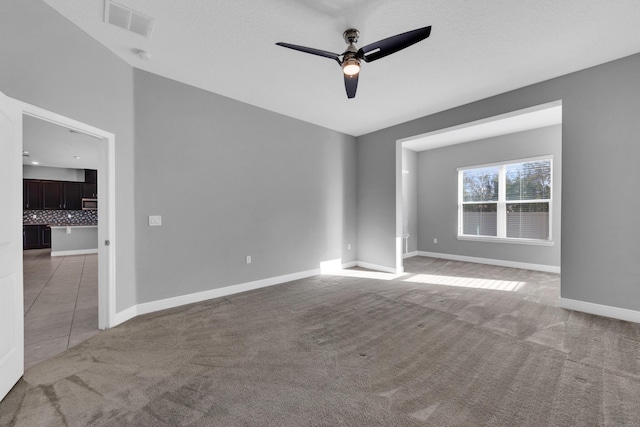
top-left (104, 1), bottom-right (154, 38)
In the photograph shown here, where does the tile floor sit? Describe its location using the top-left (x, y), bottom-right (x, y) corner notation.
top-left (23, 249), bottom-right (99, 369)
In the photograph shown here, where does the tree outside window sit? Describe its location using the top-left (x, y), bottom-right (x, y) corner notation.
top-left (459, 158), bottom-right (552, 241)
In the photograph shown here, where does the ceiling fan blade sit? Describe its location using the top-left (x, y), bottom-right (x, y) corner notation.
top-left (357, 26), bottom-right (431, 63)
top-left (344, 73), bottom-right (359, 99)
top-left (275, 42), bottom-right (341, 64)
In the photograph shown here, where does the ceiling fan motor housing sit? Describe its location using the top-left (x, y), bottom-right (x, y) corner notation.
top-left (343, 29), bottom-right (360, 45)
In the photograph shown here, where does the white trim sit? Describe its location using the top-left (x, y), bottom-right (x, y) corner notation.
top-left (113, 305), bottom-right (137, 326)
top-left (395, 141), bottom-right (404, 273)
top-left (457, 236), bottom-right (555, 246)
top-left (51, 248), bottom-right (98, 257)
top-left (12, 98), bottom-right (117, 330)
top-left (417, 251), bottom-right (560, 274)
top-left (457, 154), bottom-right (554, 171)
top-left (559, 298), bottom-right (640, 324)
top-left (113, 268), bottom-right (320, 326)
top-left (356, 261), bottom-right (399, 274)
top-left (319, 259), bottom-right (342, 273)
top-left (403, 251), bottom-right (418, 259)
top-left (458, 169), bottom-right (463, 236)
top-left (320, 259), bottom-right (358, 273)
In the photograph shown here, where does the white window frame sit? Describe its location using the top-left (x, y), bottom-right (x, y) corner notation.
top-left (457, 155), bottom-right (554, 246)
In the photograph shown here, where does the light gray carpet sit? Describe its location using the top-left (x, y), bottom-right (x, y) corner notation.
top-left (2, 257), bottom-right (640, 426)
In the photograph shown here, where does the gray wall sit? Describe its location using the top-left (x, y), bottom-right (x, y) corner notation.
top-left (6, 0), bottom-right (640, 316)
top-left (416, 125), bottom-right (561, 267)
top-left (2, 0), bottom-right (357, 314)
top-left (357, 52), bottom-right (640, 312)
top-left (133, 70), bottom-right (356, 303)
top-left (23, 165), bottom-right (84, 182)
top-left (0, 0), bottom-right (136, 312)
top-left (51, 227), bottom-right (98, 253)
top-left (402, 148), bottom-right (418, 254)
top-left (357, 127), bottom-right (398, 267)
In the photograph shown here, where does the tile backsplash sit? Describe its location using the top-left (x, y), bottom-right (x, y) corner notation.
top-left (24, 210), bottom-right (98, 226)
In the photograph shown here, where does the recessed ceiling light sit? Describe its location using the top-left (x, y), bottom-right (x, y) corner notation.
top-left (74, 156), bottom-right (81, 159)
top-left (31, 161), bottom-right (39, 165)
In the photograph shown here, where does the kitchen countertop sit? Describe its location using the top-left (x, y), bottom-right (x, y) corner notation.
top-left (24, 223), bottom-right (98, 227)
top-left (49, 225), bottom-right (98, 229)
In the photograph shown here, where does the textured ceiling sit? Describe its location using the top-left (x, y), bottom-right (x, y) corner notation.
top-left (42, 0), bottom-right (640, 136)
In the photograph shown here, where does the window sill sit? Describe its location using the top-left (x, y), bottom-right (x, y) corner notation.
top-left (457, 235), bottom-right (555, 246)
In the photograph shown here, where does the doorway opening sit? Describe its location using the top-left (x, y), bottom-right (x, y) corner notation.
top-left (11, 98), bottom-right (117, 368)
top-left (395, 100), bottom-right (562, 274)
top-left (22, 115), bottom-right (100, 368)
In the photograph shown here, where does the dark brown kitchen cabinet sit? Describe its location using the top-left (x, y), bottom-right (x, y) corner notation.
top-left (83, 169), bottom-right (97, 198)
top-left (23, 177), bottom-right (94, 210)
top-left (23, 225), bottom-right (40, 249)
top-left (63, 182), bottom-right (83, 210)
top-left (41, 181), bottom-right (62, 209)
top-left (23, 225), bottom-right (50, 249)
top-left (84, 169), bottom-right (97, 184)
top-left (82, 183), bottom-right (97, 199)
top-left (41, 226), bottom-right (51, 248)
top-left (23, 180), bottom-right (42, 210)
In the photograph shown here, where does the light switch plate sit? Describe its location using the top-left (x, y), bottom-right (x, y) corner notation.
top-left (149, 215), bottom-right (162, 226)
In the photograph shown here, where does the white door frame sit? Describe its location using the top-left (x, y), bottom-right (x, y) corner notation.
top-left (12, 98), bottom-right (117, 329)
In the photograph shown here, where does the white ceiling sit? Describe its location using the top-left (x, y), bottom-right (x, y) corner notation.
top-left (23, 115), bottom-right (100, 170)
top-left (41, 0), bottom-right (640, 136)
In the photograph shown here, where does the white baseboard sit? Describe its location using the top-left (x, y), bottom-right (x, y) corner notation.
top-left (417, 251), bottom-right (560, 274)
top-left (112, 268), bottom-right (320, 327)
top-left (355, 261), bottom-right (398, 274)
top-left (559, 298), bottom-right (640, 324)
top-left (319, 259), bottom-right (358, 273)
top-left (317, 259), bottom-right (398, 274)
top-left (403, 251), bottom-right (418, 259)
top-left (113, 305), bottom-right (137, 326)
top-left (51, 248), bottom-right (98, 257)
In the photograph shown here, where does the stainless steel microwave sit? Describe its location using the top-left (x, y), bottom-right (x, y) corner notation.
top-left (82, 198), bottom-right (97, 210)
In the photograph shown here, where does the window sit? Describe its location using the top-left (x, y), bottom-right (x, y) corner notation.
top-left (458, 157), bottom-right (552, 244)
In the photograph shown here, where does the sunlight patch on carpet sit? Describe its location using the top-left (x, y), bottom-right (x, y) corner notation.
top-left (325, 269), bottom-right (407, 281)
top-left (402, 273), bottom-right (525, 291)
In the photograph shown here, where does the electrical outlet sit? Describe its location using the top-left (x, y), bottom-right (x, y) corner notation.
top-left (347, 243), bottom-right (351, 250)
top-left (246, 255), bottom-right (252, 264)
top-left (433, 238), bottom-right (438, 244)
top-left (149, 215), bottom-right (162, 226)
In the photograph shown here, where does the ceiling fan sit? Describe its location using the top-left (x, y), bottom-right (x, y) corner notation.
top-left (276, 26), bottom-right (431, 99)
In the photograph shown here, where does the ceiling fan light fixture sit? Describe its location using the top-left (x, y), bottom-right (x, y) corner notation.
top-left (276, 25), bottom-right (431, 98)
top-left (342, 57), bottom-right (360, 76)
